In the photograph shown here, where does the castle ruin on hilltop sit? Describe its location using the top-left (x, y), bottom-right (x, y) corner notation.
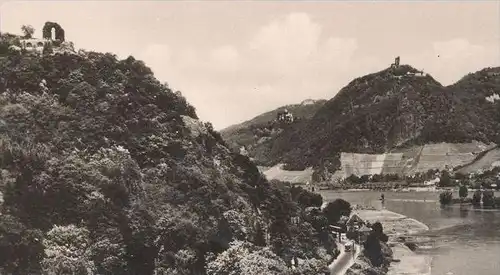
top-left (389, 56), bottom-right (426, 78)
top-left (390, 56), bottom-right (400, 69)
top-left (15, 22), bottom-right (73, 54)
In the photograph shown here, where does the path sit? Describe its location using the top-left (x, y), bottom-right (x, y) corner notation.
top-left (328, 242), bottom-right (361, 275)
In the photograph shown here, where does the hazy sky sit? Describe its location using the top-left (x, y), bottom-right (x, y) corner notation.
top-left (1, 1), bottom-right (499, 129)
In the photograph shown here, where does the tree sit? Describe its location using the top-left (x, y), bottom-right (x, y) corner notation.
top-left (0, 215), bottom-right (44, 274)
top-left (206, 241), bottom-right (288, 275)
top-left (21, 25), bottom-right (35, 39)
top-left (458, 185), bottom-right (468, 202)
top-left (322, 199), bottom-right (351, 225)
top-left (439, 191), bottom-right (453, 205)
top-left (472, 190), bottom-right (482, 207)
top-left (42, 224), bottom-right (96, 275)
top-left (438, 171), bottom-right (452, 187)
top-left (482, 190), bottom-right (496, 208)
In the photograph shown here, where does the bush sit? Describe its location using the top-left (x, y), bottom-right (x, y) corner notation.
top-left (439, 191), bottom-right (453, 205)
top-left (322, 199), bottom-right (352, 225)
top-left (458, 185), bottom-right (468, 199)
top-left (472, 190), bottom-right (482, 206)
top-left (438, 171), bottom-right (453, 187)
top-left (345, 174), bottom-right (362, 185)
top-left (482, 190), bottom-right (496, 208)
top-left (291, 186), bottom-right (322, 208)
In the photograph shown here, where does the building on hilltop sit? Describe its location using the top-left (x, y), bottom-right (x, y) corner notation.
top-left (390, 56), bottom-right (400, 69)
top-left (276, 109), bottom-right (294, 123)
top-left (19, 21), bottom-right (72, 54)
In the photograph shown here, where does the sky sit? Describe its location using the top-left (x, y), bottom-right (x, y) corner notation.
top-left (1, 1), bottom-right (499, 130)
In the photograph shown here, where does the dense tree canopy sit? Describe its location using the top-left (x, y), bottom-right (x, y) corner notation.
top-left (0, 37), bottom-right (337, 274)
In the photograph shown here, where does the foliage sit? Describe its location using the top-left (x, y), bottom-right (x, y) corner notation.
top-left (472, 190), bottom-right (482, 206)
top-left (21, 25), bottom-right (35, 39)
top-left (458, 185), bottom-right (468, 199)
top-left (322, 199), bottom-right (351, 224)
top-left (438, 171), bottom-right (453, 187)
top-left (363, 221), bottom-right (391, 268)
top-left (220, 100), bottom-right (327, 153)
top-left (227, 65), bottom-right (500, 178)
top-left (290, 186), bottom-right (322, 208)
top-left (0, 214), bottom-right (44, 274)
top-left (206, 241), bottom-right (288, 275)
top-left (0, 43), bottom-right (337, 274)
top-left (42, 225), bottom-right (95, 275)
top-left (345, 174), bottom-right (362, 185)
top-left (439, 191), bottom-right (453, 205)
top-left (482, 190), bottom-right (496, 208)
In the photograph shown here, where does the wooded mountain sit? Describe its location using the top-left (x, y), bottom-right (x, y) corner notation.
top-left (0, 33), bottom-right (335, 274)
top-left (220, 99), bottom-right (326, 156)
top-left (227, 64), bottom-right (500, 177)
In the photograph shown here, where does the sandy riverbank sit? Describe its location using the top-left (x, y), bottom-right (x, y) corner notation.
top-left (354, 209), bottom-right (431, 275)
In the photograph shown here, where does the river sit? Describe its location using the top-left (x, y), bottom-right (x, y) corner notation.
top-left (320, 190), bottom-right (500, 275)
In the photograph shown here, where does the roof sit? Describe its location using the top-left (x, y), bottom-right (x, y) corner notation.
top-left (347, 214), bottom-right (364, 225)
top-left (359, 225), bottom-right (372, 233)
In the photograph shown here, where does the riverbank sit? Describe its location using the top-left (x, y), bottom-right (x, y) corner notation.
top-left (354, 209), bottom-right (431, 275)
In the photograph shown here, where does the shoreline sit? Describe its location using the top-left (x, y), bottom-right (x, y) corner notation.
top-left (354, 209), bottom-right (432, 275)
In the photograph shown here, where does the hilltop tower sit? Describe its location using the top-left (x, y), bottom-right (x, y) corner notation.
top-left (390, 56), bottom-right (400, 69)
top-left (42, 21), bottom-right (65, 42)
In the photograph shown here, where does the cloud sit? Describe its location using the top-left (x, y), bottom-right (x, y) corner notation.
top-left (404, 38), bottom-right (499, 85)
top-left (136, 14), bottom-right (497, 130)
top-left (136, 12), bottom-right (363, 129)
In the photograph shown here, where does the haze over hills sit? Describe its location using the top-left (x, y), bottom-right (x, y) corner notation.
top-left (223, 61), bottom-right (500, 180)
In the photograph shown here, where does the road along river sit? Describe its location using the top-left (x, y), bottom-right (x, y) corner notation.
top-left (320, 190), bottom-right (500, 275)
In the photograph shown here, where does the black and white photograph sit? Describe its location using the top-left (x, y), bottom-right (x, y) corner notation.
top-left (0, 1), bottom-right (499, 274)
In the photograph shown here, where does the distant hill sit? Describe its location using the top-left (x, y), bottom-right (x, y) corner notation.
top-left (239, 64), bottom-right (500, 180)
top-left (220, 99), bottom-right (326, 154)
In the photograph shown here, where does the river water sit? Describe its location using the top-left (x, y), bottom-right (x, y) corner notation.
top-left (320, 190), bottom-right (500, 275)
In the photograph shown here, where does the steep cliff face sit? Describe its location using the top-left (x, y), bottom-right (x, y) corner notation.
top-left (0, 35), bottom-right (333, 274)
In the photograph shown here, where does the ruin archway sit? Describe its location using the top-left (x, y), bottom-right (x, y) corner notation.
top-left (42, 21), bottom-right (65, 41)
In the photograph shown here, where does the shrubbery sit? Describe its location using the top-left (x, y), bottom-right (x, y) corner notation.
top-left (472, 190), bottom-right (482, 206)
top-left (482, 190), bottom-right (496, 208)
top-left (322, 199), bottom-right (352, 224)
top-left (439, 191), bottom-right (453, 205)
top-left (459, 185), bottom-right (468, 200)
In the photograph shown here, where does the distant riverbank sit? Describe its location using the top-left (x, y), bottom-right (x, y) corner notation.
top-left (320, 186), bottom-right (439, 192)
top-left (354, 209), bottom-right (431, 275)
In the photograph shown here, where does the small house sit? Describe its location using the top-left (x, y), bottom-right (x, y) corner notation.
top-left (358, 224), bottom-right (373, 243)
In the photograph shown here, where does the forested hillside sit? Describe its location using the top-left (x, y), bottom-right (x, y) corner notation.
top-left (243, 65), bottom-right (500, 178)
top-left (220, 99), bottom-right (326, 155)
top-left (0, 33), bottom-right (337, 275)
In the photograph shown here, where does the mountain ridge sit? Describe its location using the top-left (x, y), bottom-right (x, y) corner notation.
top-left (224, 62), bottom-right (500, 179)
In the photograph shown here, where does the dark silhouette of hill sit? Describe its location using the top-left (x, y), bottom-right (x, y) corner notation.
top-left (242, 64), bottom-right (500, 177)
top-left (0, 32), bottom-right (335, 274)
